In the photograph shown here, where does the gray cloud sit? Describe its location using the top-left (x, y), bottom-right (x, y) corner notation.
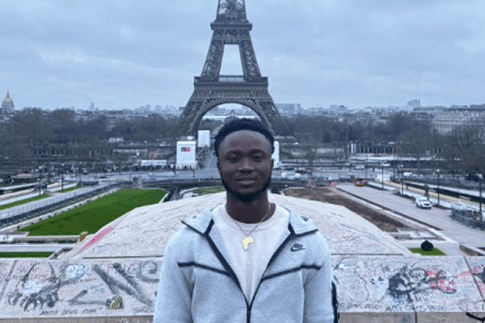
top-left (0, 0), bottom-right (484, 110)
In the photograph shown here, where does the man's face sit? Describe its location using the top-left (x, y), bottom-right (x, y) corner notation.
top-left (217, 130), bottom-right (274, 203)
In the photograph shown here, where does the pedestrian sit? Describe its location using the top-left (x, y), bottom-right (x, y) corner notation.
top-left (154, 118), bottom-right (334, 322)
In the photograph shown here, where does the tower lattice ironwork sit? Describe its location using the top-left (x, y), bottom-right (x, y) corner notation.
top-left (175, 0), bottom-right (291, 137)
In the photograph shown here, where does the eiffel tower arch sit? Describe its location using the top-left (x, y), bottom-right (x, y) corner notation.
top-left (176, 0), bottom-right (291, 137)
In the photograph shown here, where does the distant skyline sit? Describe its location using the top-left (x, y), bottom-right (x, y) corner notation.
top-left (1, 0), bottom-right (485, 110)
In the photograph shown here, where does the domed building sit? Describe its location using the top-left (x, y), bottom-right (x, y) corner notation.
top-left (1, 91), bottom-right (15, 115)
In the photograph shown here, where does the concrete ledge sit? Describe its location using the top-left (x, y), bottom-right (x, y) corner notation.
top-left (11, 235), bottom-right (80, 243)
top-left (339, 313), bottom-right (415, 323)
top-left (0, 316), bottom-right (153, 323)
top-left (460, 244), bottom-right (485, 256)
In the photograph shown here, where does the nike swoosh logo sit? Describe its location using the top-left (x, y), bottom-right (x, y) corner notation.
top-left (291, 244), bottom-right (305, 252)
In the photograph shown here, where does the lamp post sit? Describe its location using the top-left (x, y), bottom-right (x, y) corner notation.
top-left (479, 174), bottom-right (483, 221)
top-left (61, 163), bottom-right (64, 191)
top-left (437, 169), bottom-right (440, 206)
top-left (401, 169), bottom-right (404, 195)
top-left (38, 166), bottom-right (42, 197)
top-left (381, 164), bottom-right (384, 190)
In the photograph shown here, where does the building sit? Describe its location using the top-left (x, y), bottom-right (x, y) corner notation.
top-left (407, 99), bottom-right (420, 109)
top-left (276, 103), bottom-right (301, 116)
top-left (432, 109), bottom-right (485, 135)
top-left (1, 92), bottom-right (15, 118)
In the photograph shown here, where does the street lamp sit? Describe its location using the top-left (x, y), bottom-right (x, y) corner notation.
top-left (38, 166), bottom-right (42, 197)
top-left (61, 163), bottom-right (64, 191)
top-left (401, 168), bottom-right (404, 195)
top-left (479, 174), bottom-right (483, 221)
top-left (437, 169), bottom-right (440, 206)
top-left (381, 164), bottom-right (384, 190)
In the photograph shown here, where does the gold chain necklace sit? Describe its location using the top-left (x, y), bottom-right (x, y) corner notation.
top-left (228, 203), bottom-right (274, 251)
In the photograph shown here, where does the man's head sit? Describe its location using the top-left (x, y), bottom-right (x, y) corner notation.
top-left (214, 118), bottom-right (274, 160)
top-left (215, 118), bottom-right (275, 204)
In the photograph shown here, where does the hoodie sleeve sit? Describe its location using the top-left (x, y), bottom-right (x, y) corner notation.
top-left (153, 239), bottom-right (193, 323)
top-left (303, 234), bottom-right (334, 323)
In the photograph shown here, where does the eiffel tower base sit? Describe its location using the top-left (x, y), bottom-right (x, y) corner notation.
top-left (176, 79), bottom-right (291, 137)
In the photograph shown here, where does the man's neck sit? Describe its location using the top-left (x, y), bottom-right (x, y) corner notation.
top-left (225, 191), bottom-right (273, 224)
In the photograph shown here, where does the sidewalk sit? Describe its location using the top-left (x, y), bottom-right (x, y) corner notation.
top-left (336, 183), bottom-right (485, 255)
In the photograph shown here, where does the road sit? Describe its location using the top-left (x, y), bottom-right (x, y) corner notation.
top-left (0, 244), bottom-right (75, 252)
top-left (337, 183), bottom-right (485, 252)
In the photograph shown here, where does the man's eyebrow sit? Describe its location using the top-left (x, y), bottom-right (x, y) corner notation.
top-left (224, 148), bottom-right (267, 154)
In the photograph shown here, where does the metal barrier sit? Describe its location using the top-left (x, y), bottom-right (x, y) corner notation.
top-left (0, 184), bottom-right (119, 226)
top-left (451, 208), bottom-right (484, 230)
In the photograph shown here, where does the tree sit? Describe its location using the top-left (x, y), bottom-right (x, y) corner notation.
top-left (398, 127), bottom-right (431, 172)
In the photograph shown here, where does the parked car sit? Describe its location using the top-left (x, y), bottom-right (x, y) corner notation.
top-left (354, 165), bottom-right (365, 170)
top-left (416, 197), bottom-right (432, 209)
top-left (354, 177), bottom-right (366, 186)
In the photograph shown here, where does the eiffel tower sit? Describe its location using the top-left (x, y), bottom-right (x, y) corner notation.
top-left (175, 0), bottom-right (291, 137)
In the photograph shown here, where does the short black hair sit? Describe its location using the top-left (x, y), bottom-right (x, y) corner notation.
top-left (214, 118), bottom-right (275, 159)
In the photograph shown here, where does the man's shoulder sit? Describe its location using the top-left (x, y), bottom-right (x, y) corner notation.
top-left (280, 206), bottom-right (318, 233)
top-left (166, 207), bottom-right (216, 243)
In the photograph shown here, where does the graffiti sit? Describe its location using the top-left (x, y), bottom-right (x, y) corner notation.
top-left (3, 260), bottom-right (159, 317)
top-left (473, 267), bottom-right (485, 285)
top-left (76, 226), bottom-right (114, 255)
top-left (330, 257), bottom-right (485, 313)
top-left (456, 264), bottom-right (485, 293)
top-left (333, 258), bottom-right (370, 311)
top-left (387, 265), bottom-right (456, 301)
top-left (7, 263), bottom-right (85, 311)
top-left (69, 261), bottom-right (159, 308)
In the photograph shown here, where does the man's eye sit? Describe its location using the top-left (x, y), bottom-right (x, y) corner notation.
top-left (229, 156), bottom-right (239, 162)
top-left (253, 154), bottom-right (263, 161)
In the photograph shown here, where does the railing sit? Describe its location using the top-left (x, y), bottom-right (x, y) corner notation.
top-left (194, 76), bottom-right (268, 84)
top-left (0, 184), bottom-right (118, 225)
top-left (450, 208), bottom-right (485, 230)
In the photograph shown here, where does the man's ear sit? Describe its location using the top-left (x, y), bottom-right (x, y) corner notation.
top-left (217, 159), bottom-right (221, 171)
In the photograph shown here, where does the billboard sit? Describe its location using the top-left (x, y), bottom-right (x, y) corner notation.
top-left (176, 141), bottom-right (197, 169)
top-left (197, 130), bottom-right (211, 148)
top-left (272, 141), bottom-right (280, 167)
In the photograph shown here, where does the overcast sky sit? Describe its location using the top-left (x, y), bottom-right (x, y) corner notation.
top-left (1, 0), bottom-right (485, 111)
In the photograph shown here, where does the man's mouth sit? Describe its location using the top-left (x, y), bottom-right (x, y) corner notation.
top-left (237, 177), bottom-right (257, 185)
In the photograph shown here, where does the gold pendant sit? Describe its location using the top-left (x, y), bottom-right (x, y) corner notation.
top-left (242, 236), bottom-right (254, 250)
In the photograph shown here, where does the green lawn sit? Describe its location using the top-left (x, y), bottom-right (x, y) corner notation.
top-left (192, 187), bottom-right (225, 195)
top-left (409, 248), bottom-right (446, 256)
top-left (0, 194), bottom-right (49, 211)
top-left (19, 189), bottom-right (165, 236)
top-left (58, 185), bottom-right (81, 193)
top-left (0, 252), bottom-right (53, 258)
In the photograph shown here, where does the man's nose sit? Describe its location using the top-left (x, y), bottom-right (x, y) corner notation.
top-left (239, 158), bottom-right (254, 171)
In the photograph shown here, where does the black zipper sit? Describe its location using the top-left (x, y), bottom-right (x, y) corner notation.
top-left (188, 219), bottom-right (318, 323)
top-left (203, 221), bottom-right (250, 306)
top-left (247, 224), bottom-right (318, 322)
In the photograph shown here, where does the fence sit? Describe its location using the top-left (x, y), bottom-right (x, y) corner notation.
top-left (0, 184), bottom-right (118, 226)
top-left (450, 208), bottom-right (485, 230)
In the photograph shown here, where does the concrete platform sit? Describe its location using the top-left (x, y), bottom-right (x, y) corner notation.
top-left (0, 190), bottom-right (483, 322)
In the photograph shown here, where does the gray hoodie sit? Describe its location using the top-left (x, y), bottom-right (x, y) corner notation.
top-left (153, 207), bottom-right (334, 323)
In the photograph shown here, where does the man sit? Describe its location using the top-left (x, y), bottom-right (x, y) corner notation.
top-left (154, 118), bottom-right (334, 322)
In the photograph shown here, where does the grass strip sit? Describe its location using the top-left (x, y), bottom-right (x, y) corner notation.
top-left (19, 189), bottom-right (165, 236)
top-left (0, 252), bottom-right (53, 258)
top-left (192, 187), bottom-right (225, 195)
top-left (58, 186), bottom-right (81, 193)
top-left (0, 194), bottom-right (49, 211)
top-left (409, 248), bottom-right (446, 256)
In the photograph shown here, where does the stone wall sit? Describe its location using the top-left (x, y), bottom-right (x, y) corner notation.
top-left (0, 256), bottom-right (483, 321)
